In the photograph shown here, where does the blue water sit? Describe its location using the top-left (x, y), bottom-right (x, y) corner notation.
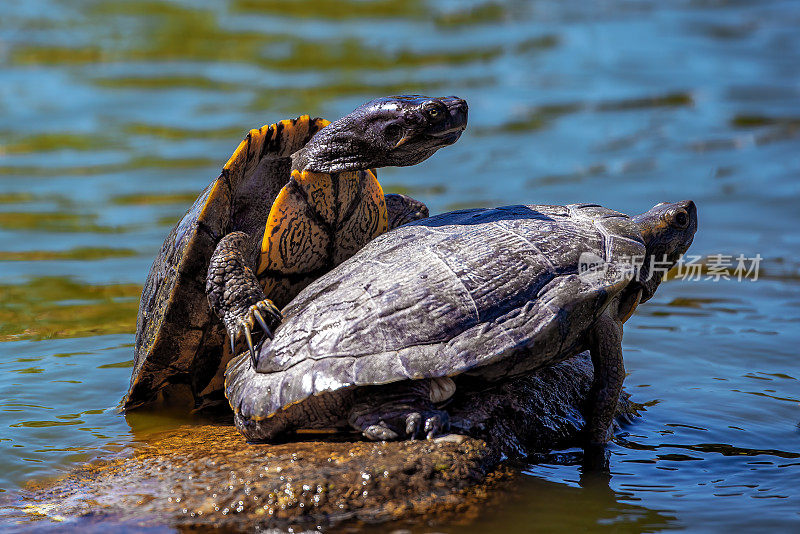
top-left (1, 0), bottom-right (799, 531)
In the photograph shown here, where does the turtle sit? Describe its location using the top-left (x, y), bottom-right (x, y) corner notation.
top-left (123, 95), bottom-right (469, 411)
top-left (225, 200), bottom-right (698, 445)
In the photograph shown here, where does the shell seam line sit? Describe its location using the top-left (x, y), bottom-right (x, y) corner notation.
top-left (337, 171), bottom-right (366, 231)
top-left (289, 178), bottom-right (334, 235)
top-left (498, 223), bottom-right (557, 271)
top-left (429, 248), bottom-right (480, 322)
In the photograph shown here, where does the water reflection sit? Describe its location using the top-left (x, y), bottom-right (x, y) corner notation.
top-left (1, 0), bottom-right (800, 530)
top-left (469, 454), bottom-right (680, 533)
top-left (0, 277), bottom-right (140, 342)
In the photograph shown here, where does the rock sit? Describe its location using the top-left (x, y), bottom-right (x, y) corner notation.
top-left (9, 352), bottom-right (638, 530)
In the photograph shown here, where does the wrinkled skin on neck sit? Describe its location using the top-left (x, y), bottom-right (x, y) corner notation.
top-left (292, 95), bottom-right (468, 173)
top-left (632, 200), bottom-right (698, 302)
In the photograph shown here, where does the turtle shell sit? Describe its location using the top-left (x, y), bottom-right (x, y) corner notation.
top-left (226, 203), bottom-right (646, 421)
top-left (124, 116), bottom-right (330, 410)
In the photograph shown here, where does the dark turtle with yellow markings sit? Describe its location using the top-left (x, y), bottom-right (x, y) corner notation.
top-left (124, 95), bottom-right (468, 411)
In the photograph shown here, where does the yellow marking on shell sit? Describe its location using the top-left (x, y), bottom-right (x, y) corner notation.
top-left (257, 177), bottom-right (331, 275)
top-left (206, 114), bottom-right (335, 307)
top-left (256, 167), bottom-right (388, 306)
top-left (218, 127), bottom-right (261, 189)
top-left (241, 397), bottom-right (305, 422)
top-left (333, 170), bottom-right (387, 264)
top-left (294, 169), bottom-right (337, 225)
top-left (218, 115), bottom-right (331, 192)
top-left (197, 179), bottom-right (222, 221)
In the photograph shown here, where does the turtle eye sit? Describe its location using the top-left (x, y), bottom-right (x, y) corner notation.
top-left (424, 102), bottom-right (445, 123)
top-left (672, 209), bottom-right (689, 229)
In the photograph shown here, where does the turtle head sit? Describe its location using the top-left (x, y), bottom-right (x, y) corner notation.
top-left (293, 95), bottom-right (468, 173)
top-left (631, 200), bottom-right (698, 302)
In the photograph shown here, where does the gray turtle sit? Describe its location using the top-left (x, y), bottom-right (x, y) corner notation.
top-left (225, 201), bottom-right (697, 445)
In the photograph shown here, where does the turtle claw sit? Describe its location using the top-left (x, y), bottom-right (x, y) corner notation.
top-left (349, 381), bottom-right (449, 441)
top-left (424, 415), bottom-right (444, 440)
top-left (364, 422), bottom-right (399, 441)
top-left (251, 300), bottom-right (282, 337)
top-left (405, 412), bottom-right (422, 439)
top-left (357, 409), bottom-right (449, 441)
top-left (243, 324), bottom-right (256, 367)
top-left (403, 412), bottom-right (444, 440)
top-left (228, 299), bottom-right (282, 365)
top-left (253, 309), bottom-right (273, 340)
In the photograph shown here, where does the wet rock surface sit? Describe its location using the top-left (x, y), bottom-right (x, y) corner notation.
top-left (10, 352), bottom-right (638, 531)
top-left (19, 427), bottom-right (507, 531)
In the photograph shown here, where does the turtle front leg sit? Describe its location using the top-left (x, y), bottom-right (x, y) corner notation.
top-left (206, 231), bottom-right (282, 364)
top-left (586, 312), bottom-right (625, 446)
top-left (348, 379), bottom-right (450, 441)
top-left (384, 193), bottom-right (429, 230)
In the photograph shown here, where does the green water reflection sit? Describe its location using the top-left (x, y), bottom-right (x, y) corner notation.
top-left (0, 278), bottom-right (139, 341)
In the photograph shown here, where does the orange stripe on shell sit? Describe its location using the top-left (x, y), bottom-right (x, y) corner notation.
top-left (256, 168), bottom-right (388, 308)
top-left (220, 115), bottom-right (331, 186)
